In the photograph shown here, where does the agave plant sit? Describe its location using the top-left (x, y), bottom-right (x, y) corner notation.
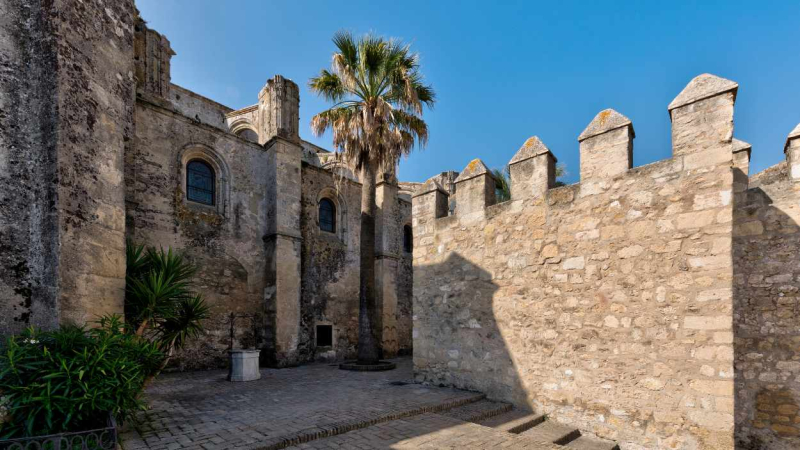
top-left (125, 242), bottom-right (209, 377)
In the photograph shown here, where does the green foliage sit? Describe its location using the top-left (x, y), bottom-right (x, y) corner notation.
top-left (125, 242), bottom-right (209, 354)
top-left (554, 163), bottom-right (568, 187)
top-left (308, 31), bottom-right (436, 172)
top-left (0, 316), bottom-right (163, 438)
top-left (492, 167), bottom-right (511, 203)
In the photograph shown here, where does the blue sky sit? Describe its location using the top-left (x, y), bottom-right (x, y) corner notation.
top-left (137, 0), bottom-right (800, 183)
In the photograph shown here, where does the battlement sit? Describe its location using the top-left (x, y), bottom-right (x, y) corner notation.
top-left (414, 73), bottom-right (799, 222)
top-left (412, 73), bottom-right (800, 449)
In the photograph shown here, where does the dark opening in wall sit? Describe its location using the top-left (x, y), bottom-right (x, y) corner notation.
top-left (403, 225), bottom-right (413, 253)
top-left (316, 325), bottom-right (333, 347)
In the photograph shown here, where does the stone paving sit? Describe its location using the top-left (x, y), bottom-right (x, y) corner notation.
top-left (284, 413), bottom-right (562, 449)
top-left (123, 357), bottom-right (531, 450)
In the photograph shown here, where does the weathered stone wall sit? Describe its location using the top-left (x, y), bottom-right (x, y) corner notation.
top-left (0, 0), bottom-right (136, 334)
top-left (733, 123), bottom-right (800, 449)
top-left (128, 97), bottom-right (271, 369)
top-left (0, 0), bottom-right (60, 334)
top-left (397, 198), bottom-right (414, 355)
top-left (299, 165), bottom-right (362, 361)
top-left (414, 75), bottom-right (743, 449)
top-left (170, 84), bottom-right (232, 130)
top-left (1, 3), bottom-right (416, 370)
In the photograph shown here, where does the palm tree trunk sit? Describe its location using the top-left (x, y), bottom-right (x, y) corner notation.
top-left (357, 162), bottom-right (381, 364)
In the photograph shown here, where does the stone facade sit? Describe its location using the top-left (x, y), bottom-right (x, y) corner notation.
top-left (1, 0), bottom-right (136, 334)
top-left (0, 1), bottom-right (413, 369)
top-left (413, 74), bottom-right (800, 449)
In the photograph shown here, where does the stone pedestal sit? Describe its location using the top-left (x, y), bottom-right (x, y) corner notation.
top-left (228, 349), bottom-right (261, 382)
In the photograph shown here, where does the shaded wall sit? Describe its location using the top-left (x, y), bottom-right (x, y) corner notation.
top-left (0, 0), bottom-right (136, 333)
top-left (397, 198), bottom-right (414, 355)
top-left (733, 162), bottom-right (800, 449)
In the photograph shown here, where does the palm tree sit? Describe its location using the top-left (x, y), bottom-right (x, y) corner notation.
top-left (309, 31), bottom-right (435, 364)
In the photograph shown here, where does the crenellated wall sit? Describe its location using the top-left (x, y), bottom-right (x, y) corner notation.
top-left (732, 126), bottom-right (800, 450)
top-left (412, 74), bottom-right (800, 449)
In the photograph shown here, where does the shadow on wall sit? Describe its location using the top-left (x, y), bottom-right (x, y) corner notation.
top-left (413, 251), bottom-right (530, 408)
top-left (733, 165), bottom-right (800, 450)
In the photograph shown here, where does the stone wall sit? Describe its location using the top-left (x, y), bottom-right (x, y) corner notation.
top-left (0, 0), bottom-right (136, 334)
top-left (299, 164), bottom-right (362, 361)
top-left (1, 1), bottom-right (415, 371)
top-left (128, 95), bottom-right (271, 369)
top-left (413, 74), bottom-right (746, 449)
top-left (733, 122), bottom-right (800, 449)
top-left (397, 198), bottom-right (414, 354)
top-left (0, 0), bottom-right (60, 334)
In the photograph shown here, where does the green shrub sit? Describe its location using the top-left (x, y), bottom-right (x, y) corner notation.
top-left (125, 243), bottom-right (209, 372)
top-left (0, 316), bottom-right (163, 438)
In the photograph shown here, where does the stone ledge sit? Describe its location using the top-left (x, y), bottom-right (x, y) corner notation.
top-left (242, 392), bottom-right (486, 450)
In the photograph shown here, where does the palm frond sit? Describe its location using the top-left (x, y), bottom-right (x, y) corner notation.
top-left (309, 31), bottom-right (436, 171)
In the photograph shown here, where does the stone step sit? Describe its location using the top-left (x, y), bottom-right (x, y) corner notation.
top-left (519, 419), bottom-right (581, 445)
top-left (438, 398), bottom-right (513, 423)
top-left (566, 435), bottom-right (620, 450)
top-left (474, 408), bottom-right (546, 434)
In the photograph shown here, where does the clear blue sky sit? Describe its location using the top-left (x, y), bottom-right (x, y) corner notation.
top-left (137, 0), bottom-right (800, 183)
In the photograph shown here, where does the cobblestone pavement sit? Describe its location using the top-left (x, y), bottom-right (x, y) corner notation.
top-left (122, 358), bottom-right (493, 450)
top-left (285, 413), bottom-right (562, 449)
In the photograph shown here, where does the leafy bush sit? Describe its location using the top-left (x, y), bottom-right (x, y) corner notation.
top-left (125, 243), bottom-right (210, 374)
top-left (0, 316), bottom-right (163, 438)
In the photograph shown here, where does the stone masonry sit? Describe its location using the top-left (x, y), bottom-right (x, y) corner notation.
top-left (413, 74), bottom-right (800, 449)
top-left (1, 1), bottom-right (413, 369)
top-left (1, 0), bottom-right (136, 334)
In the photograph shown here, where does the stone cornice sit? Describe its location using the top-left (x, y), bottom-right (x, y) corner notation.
top-left (226, 104), bottom-right (258, 118)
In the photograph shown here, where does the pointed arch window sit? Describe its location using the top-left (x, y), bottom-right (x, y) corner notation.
top-left (186, 160), bottom-right (215, 205)
top-left (319, 198), bottom-right (336, 233)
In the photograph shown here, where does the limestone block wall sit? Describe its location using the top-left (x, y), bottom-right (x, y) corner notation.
top-left (413, 74), bottom-right (745, 450)
top-left (128, 98), bottom-right (271, 369)
top-left (732, 123), bottom-right (800, 449)
top-left (1, 0), bottom-right (136, 334)
top-left (299, 164), bottom-right (362, 362)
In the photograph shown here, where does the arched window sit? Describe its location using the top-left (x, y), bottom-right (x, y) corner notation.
top-left (403, 225), bottom-right (413, 253)
top-left (186, 160), bottom-right (215, 205)
top-left (319, 198), bottom-right (336, 233)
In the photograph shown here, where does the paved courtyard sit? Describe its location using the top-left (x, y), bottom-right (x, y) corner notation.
top-left (121, 358), bottom-right (562, 450)
top-left (123, 359), bottom-right (556, 450)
